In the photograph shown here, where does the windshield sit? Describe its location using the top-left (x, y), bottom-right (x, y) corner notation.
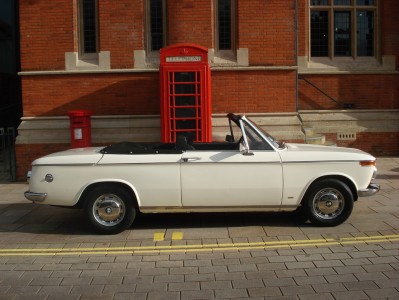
top-left (228, 114), bottom-right (285, 150)
top-left (246, 117), bottom-right (283, 149)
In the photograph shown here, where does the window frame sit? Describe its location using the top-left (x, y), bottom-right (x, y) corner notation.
top-left (78, 0), bottom-right (99, 60)
top-left (145, 0), bottom-right (167, 56)
top-left (214, 0), bottom-right (237, 60)
top-left (309, 0), bottom-right (378, 60)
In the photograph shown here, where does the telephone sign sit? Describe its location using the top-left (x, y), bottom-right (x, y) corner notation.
top-left (160, 44), bottom-right (212, 143)
top-left (166, 56), bottom-right (202, 62)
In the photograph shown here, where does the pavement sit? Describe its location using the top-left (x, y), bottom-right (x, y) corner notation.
top-left (0, 157), bottom-right (398, 299)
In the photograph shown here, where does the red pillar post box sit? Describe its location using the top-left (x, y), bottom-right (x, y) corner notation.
top-left (67, 110), bottom-right (93, 148)
top-left (160, 43), bottom-right (212, 143)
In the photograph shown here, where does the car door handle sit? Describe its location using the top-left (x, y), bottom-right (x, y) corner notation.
top-left (182, 157), bottom-right (201, 162)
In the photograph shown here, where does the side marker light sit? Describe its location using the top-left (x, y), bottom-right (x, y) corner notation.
top-left (359, 160), bottom-right (376, 167)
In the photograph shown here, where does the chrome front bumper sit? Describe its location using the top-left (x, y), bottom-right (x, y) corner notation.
top-left (24, 191), bottom-right (47, 202)
top-left (358, 183), bottom-right (380, 197)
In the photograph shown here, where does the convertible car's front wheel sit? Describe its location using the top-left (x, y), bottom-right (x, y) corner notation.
top-left (84, 185), bottom-right (136, 234)
top-left (304, 179), bottom-right (354, 227)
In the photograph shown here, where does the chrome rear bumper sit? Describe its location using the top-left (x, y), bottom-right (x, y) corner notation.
top-left (358, 183), bottom-right (380, 197)
top-left (24, 191), bottom-right (47, 202)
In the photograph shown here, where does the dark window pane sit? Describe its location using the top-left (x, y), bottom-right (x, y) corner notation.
top-left (334, 11), bottom-right (351, 56)
top-left (334, 0), bottom-right (351, 5)
top-left (176, 108), bottom-right (196, 118)
top-left (82, 0), bottom-right (97, 53)
top-left (150, 0), bottom-right (163, 51)
top-left (173, 72), bottom-right (196, 95)
top-left (357, 11), bottom-right (374, 56)
top-left (174, 72), bottom-right (196, 83)
top-left (311, 0), bottom-right (329, 5)
top-left (176, 120), bottom-right (196, 129)
top-left (218, 0), bottom-right (232, 50)
top-left (356, 0), bottom-right (375, 5)
top-left (311, 11), bottom-right (329, 57)
top-left (175, 96), bottom-right (196, 106)
top-left (175, 85), bottom-right (196, 95)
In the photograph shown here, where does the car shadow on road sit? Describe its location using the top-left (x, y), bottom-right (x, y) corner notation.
top-left (134, 211), bottom-right (301, 229)
top-left (0, 203), bottom-right (307, 236)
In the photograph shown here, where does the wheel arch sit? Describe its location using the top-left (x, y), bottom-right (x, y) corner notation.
top-left (74, 180), bottom-right (140, 210)
top-left (300, 175), bottom-right (358, 205)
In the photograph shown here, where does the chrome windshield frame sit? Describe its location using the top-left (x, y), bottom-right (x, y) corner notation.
top-left (227, 113), bottom-right (285, 152)
top-left (238, 119), bottom-right (251, 152)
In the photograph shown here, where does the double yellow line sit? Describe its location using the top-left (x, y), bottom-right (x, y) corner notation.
top-left (0, 234), bottom-right (398, 256)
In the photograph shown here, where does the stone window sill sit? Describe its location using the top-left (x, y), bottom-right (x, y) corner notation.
top-left (65, 51), bottom-right (110, 71)
top-left (299, 55), bottom-right (396, 74)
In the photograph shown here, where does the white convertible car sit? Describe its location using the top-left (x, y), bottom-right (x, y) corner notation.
top-left (25, 113), bottom-right (380, 234)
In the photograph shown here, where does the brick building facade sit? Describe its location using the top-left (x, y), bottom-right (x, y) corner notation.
top-left (16, 0), bottom-right (399, 180)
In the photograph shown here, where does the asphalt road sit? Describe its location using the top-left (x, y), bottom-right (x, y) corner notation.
top-left (0, 157), bottom-right (398, 299)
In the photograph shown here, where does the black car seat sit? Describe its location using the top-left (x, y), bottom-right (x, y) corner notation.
top-left (175, 134), bottom-right (195, 151)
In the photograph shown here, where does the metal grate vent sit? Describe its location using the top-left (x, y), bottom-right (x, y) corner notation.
top-left (337, 132), bottom-right (356, 140)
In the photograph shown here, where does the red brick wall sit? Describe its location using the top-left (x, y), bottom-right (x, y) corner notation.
top-left (19, 1), bottom-right (398, 71)
top-left (239, 0), bottom-right (296, 66)
top-left (19, 0), bottom-right (145, 71)
top-left (381, 0), bottom-right (399, 70)
top-left (168, 1), bottom-right (212, 48)
top-left (212, 71), bottom-right (297, 113)
top-left (325, 133), bottom-right (399, 157)
top-left (299, 75), bottom-right (399, 110)
top-left (19, 1), bottom-right (300, 71)
top-left (99, 1), bottom-right (144, 69)
top-left (21, 73), bottom-right (161, 117)
top-left (19, 0), bottom-right (74, 71)
top-left (21, 70), bottom-right (296, 117)
top-left (297, 0), bottom-right (308, 57)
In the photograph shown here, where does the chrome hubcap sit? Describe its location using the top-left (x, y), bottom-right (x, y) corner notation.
top-left (313, 188), bottom-right (344, 220)
top-left (93, 194), bottom-right (125, 226)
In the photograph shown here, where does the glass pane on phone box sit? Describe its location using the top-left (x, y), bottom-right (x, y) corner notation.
top-left (176, 120), bottom-right (196, 129)
top-left (176, 108), bottom-right (196, 118)
top-left (174, 72), bottom-right (196, 82)
top-left (175, 96), bottom-right (196, 106)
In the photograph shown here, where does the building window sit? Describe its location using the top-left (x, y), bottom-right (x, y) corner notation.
top-left (310, 0), bottom-right (376, 58)
top-left (215, 0), bottom-right (236, 54)
top-left (78, 0), bottom-right (98, 56)
top-left (146, 0), bottom-right (166, 53)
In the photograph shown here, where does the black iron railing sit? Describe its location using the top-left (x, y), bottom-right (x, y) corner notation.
top-left (0, 127), bottom-right (16, 182)
top-left (299, 77), bottom-right (355, 109)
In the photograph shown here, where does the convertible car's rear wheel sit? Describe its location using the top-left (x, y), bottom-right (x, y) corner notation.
top-left (304, 179), bottom-right (354, 227)
top-left (85, 185), bottom-right (136, 234)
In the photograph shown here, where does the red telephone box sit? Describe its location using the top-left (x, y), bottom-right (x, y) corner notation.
top-left (160, 44), bottom-right (212, 143)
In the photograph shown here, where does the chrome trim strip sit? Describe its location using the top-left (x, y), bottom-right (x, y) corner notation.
top-left (32, 164), bottom-right (96, 167)
top-left (139, 205), bottom-right (297, 213)
top-left (97, 161), bottom-right (282, 166)
top-left (34, 160), bottom-right (355, 166)
top-left (24, 191), bottom-right (48, 202)
top-left (283, 160), bottom-right (361, 164)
